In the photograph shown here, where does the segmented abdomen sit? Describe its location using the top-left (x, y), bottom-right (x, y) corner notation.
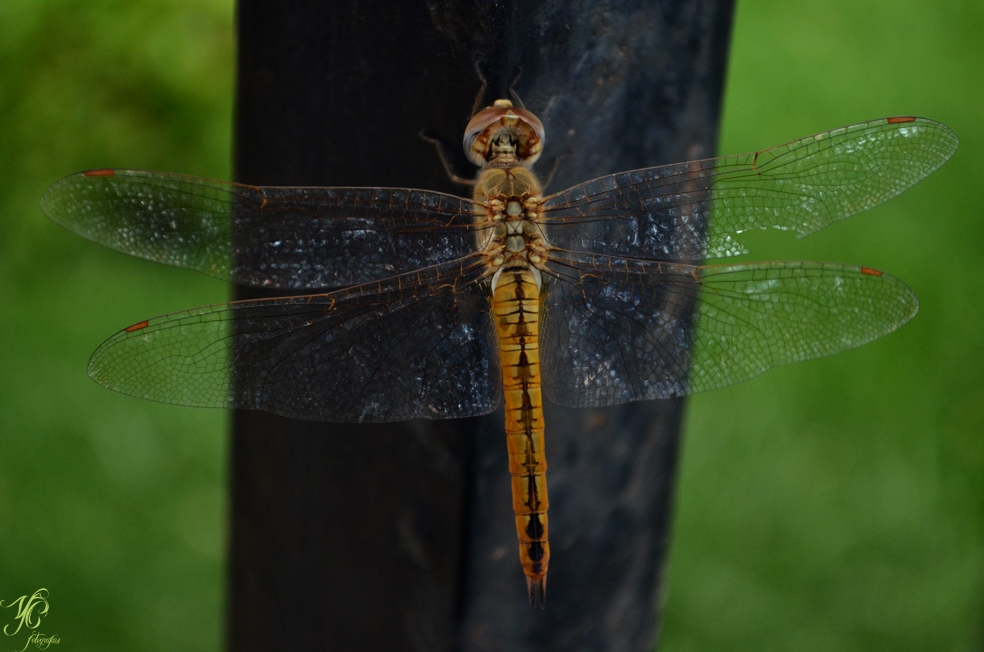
top-left (492, 268), bottom-right (549, 602)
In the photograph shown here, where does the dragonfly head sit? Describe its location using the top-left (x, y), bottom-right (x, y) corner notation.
top-left (464, 99), bottom-right (544, 169)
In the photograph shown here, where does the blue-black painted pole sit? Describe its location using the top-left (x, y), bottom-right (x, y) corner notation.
top-left (228, 2), bottom-right (734, 650)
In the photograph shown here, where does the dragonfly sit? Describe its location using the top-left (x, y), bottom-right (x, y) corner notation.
top-left (41, 100), bottom-right (957, 606)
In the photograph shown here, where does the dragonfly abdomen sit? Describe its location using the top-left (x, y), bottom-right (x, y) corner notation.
top-left (492, 268), bottom-right (550, 605)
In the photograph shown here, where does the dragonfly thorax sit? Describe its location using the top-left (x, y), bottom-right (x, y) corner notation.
top-left (476, 166), bottom-right (548, 293)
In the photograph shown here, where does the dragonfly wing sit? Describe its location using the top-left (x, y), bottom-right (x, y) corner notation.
top-left (40, 169), bottom-right (482, 288)
top-left (542, 118), bottom-right (957, 260)
top-left (540, 252), bottom-right (918, 406)
top-left (88, 257), bottom-right (501, 422)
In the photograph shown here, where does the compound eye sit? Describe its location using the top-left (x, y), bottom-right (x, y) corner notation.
top-left (511, 107), bottom-right (544, 154)
top-left (463, 105), bottom-right (512, 166)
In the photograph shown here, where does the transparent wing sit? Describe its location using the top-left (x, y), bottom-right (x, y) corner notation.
top-left (542, 117), bottom-right (957, 261)
top-left (87, 257), bottom-right (501, 422)
top-left (540, 252), bottom-right (918, 406)
top-left (40, 169), bottom-right (483, 288)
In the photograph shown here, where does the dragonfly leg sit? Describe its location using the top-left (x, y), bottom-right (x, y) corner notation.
top-left (418, 129), bottom-right (476, 186)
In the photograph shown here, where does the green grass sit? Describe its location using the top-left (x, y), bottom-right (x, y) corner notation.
top-left (0, 1), bottom-right (232, 650)
top-left (0, 1), bottom-right (981, 650)
top-left (662, 2), bottom-right (984, 651)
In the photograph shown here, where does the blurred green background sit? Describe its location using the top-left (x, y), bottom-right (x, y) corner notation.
top-left (0, 1), bottom-right (980, 650)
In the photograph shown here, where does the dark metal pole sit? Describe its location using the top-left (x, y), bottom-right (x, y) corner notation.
top-left (229, 2), bottom-right (734, 650)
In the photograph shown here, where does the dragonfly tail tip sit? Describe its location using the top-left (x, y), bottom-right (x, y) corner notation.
top-left (526, 576), bottom-right (547, 608)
